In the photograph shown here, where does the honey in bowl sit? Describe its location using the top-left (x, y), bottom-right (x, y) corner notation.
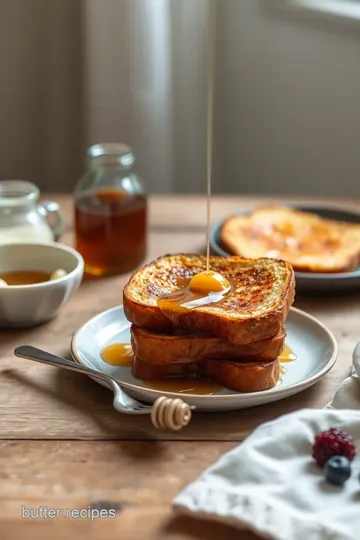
top-left (0, 268), bottom-right (67, 286)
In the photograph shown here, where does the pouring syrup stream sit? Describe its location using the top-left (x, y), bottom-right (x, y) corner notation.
top-left (206, 0), bottom-right (216, 272)
top-left (157, 0), bottom-right (229, 316)
top-left (158, 0), bottom-right (229, 306)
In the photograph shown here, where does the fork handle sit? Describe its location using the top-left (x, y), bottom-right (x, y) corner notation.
top-left (14, 345), bottom-right (193, 431)
top-left (14, 345), bottom-right (116, 388)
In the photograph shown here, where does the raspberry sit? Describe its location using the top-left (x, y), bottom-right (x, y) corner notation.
top-left (312, 428), bottom-right (356, 467)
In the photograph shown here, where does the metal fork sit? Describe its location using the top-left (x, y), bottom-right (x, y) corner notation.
top-left (14, 345), bottom-right (193, 430)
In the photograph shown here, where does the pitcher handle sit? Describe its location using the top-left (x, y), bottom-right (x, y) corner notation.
top-left (38, 201), bottom-right (63, 242)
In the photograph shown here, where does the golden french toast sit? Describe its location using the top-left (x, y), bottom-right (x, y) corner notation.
top-left (132, 355), bottom-right (280, 393)
top-left (130, 324), bottom-right (285, 365)
top-left (220, 205), bottom-right (360, 273)
top-left (123, 254), bottom-right (295, 345)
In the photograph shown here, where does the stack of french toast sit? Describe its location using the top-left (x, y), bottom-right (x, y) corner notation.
top-left (123, 254), bottom-right (295, 393)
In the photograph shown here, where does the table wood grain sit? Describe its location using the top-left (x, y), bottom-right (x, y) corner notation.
top-left (1, 194), bottom-right (359, 540)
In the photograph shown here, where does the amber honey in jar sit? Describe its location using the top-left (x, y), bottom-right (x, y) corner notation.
top-left (74, 144), bottom-right (147, 277)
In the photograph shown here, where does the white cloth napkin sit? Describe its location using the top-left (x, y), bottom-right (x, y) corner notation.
top-left (326, 342), bottom-right (360, 410)
top-left (173, 343), bottom-right (360, 540)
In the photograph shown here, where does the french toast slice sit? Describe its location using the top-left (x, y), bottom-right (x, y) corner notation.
top-left (220, 205), bottom-right (360, 273)
top-left (131, 356), bottom-right (280, 393)
top-left (130, 324), bottom-right (285, 365)
top-left (199, 357), bottom-right (280, 393)
top-left (123, 254), bottom-right (295, 345)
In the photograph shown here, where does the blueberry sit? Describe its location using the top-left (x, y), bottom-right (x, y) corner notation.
top-left (324, 456), bottom-right (351, 485)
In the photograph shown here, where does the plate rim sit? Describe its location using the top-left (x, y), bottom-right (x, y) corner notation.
top-left (70, 305), bottom-right (338, 402)
top-left (210, 203), bottom-right (360, 280)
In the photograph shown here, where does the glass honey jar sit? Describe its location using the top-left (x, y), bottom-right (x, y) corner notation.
top-left (74, 143), bottom-right (147, 277)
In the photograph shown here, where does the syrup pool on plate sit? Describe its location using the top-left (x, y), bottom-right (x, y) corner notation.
top-left (100, 343), bottom-right (133, 366)
top-left (100, 343), bottom-right (223, 395)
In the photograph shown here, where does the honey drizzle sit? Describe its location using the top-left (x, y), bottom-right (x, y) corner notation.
top-left (206, 0), bottom-right (216, 272)
top-left (279, 345), bottom-right (296, 363)
top-left (157, 277), bottom-right (230, 321)
top-left (144, 378), bottom-right (222, 395)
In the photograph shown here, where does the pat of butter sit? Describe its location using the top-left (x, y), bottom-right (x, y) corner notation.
top-left (0, 279), bottom-right (8, 287)
top-left (49, 269), bottom-right (67, 281)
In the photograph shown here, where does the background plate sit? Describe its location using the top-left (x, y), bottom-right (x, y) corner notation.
top-left (71, 305), bottom-right (338, 411)
top-left (210, 204), bottom-right (360, 293)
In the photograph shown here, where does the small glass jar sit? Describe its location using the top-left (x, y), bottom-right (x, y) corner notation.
top-left (0, 180), bottom-right (62, 244)
top-left (74, 143), bottom-right (147, 277)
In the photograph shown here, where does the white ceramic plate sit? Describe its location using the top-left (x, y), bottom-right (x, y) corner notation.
top-left (71, 306), bottom-right (338, 411)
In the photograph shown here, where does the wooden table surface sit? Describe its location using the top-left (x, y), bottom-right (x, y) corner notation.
top-left (1, 194), bottom-right (360, 540)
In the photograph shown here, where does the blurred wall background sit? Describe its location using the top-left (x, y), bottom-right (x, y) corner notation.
top-left (0, 0), bottom-right (359, 194)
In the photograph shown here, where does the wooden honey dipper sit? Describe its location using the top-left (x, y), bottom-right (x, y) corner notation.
top-left (151, 396), bottom-right (193, 430)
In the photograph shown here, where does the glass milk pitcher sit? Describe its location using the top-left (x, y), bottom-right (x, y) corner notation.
top-left (0, 180), bottom-right (62, 244)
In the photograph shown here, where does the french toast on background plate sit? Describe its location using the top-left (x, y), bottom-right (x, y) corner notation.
top-left (220, 205), bottom-right (360, 274)
top-left (123, 254), bottom-right (295, 393)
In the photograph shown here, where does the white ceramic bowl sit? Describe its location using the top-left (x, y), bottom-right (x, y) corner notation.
top-left (0, 242), bottom-right (84, 327)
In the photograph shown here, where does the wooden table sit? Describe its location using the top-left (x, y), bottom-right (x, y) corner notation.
top-left (1, 194), bottom-right (359, 540)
